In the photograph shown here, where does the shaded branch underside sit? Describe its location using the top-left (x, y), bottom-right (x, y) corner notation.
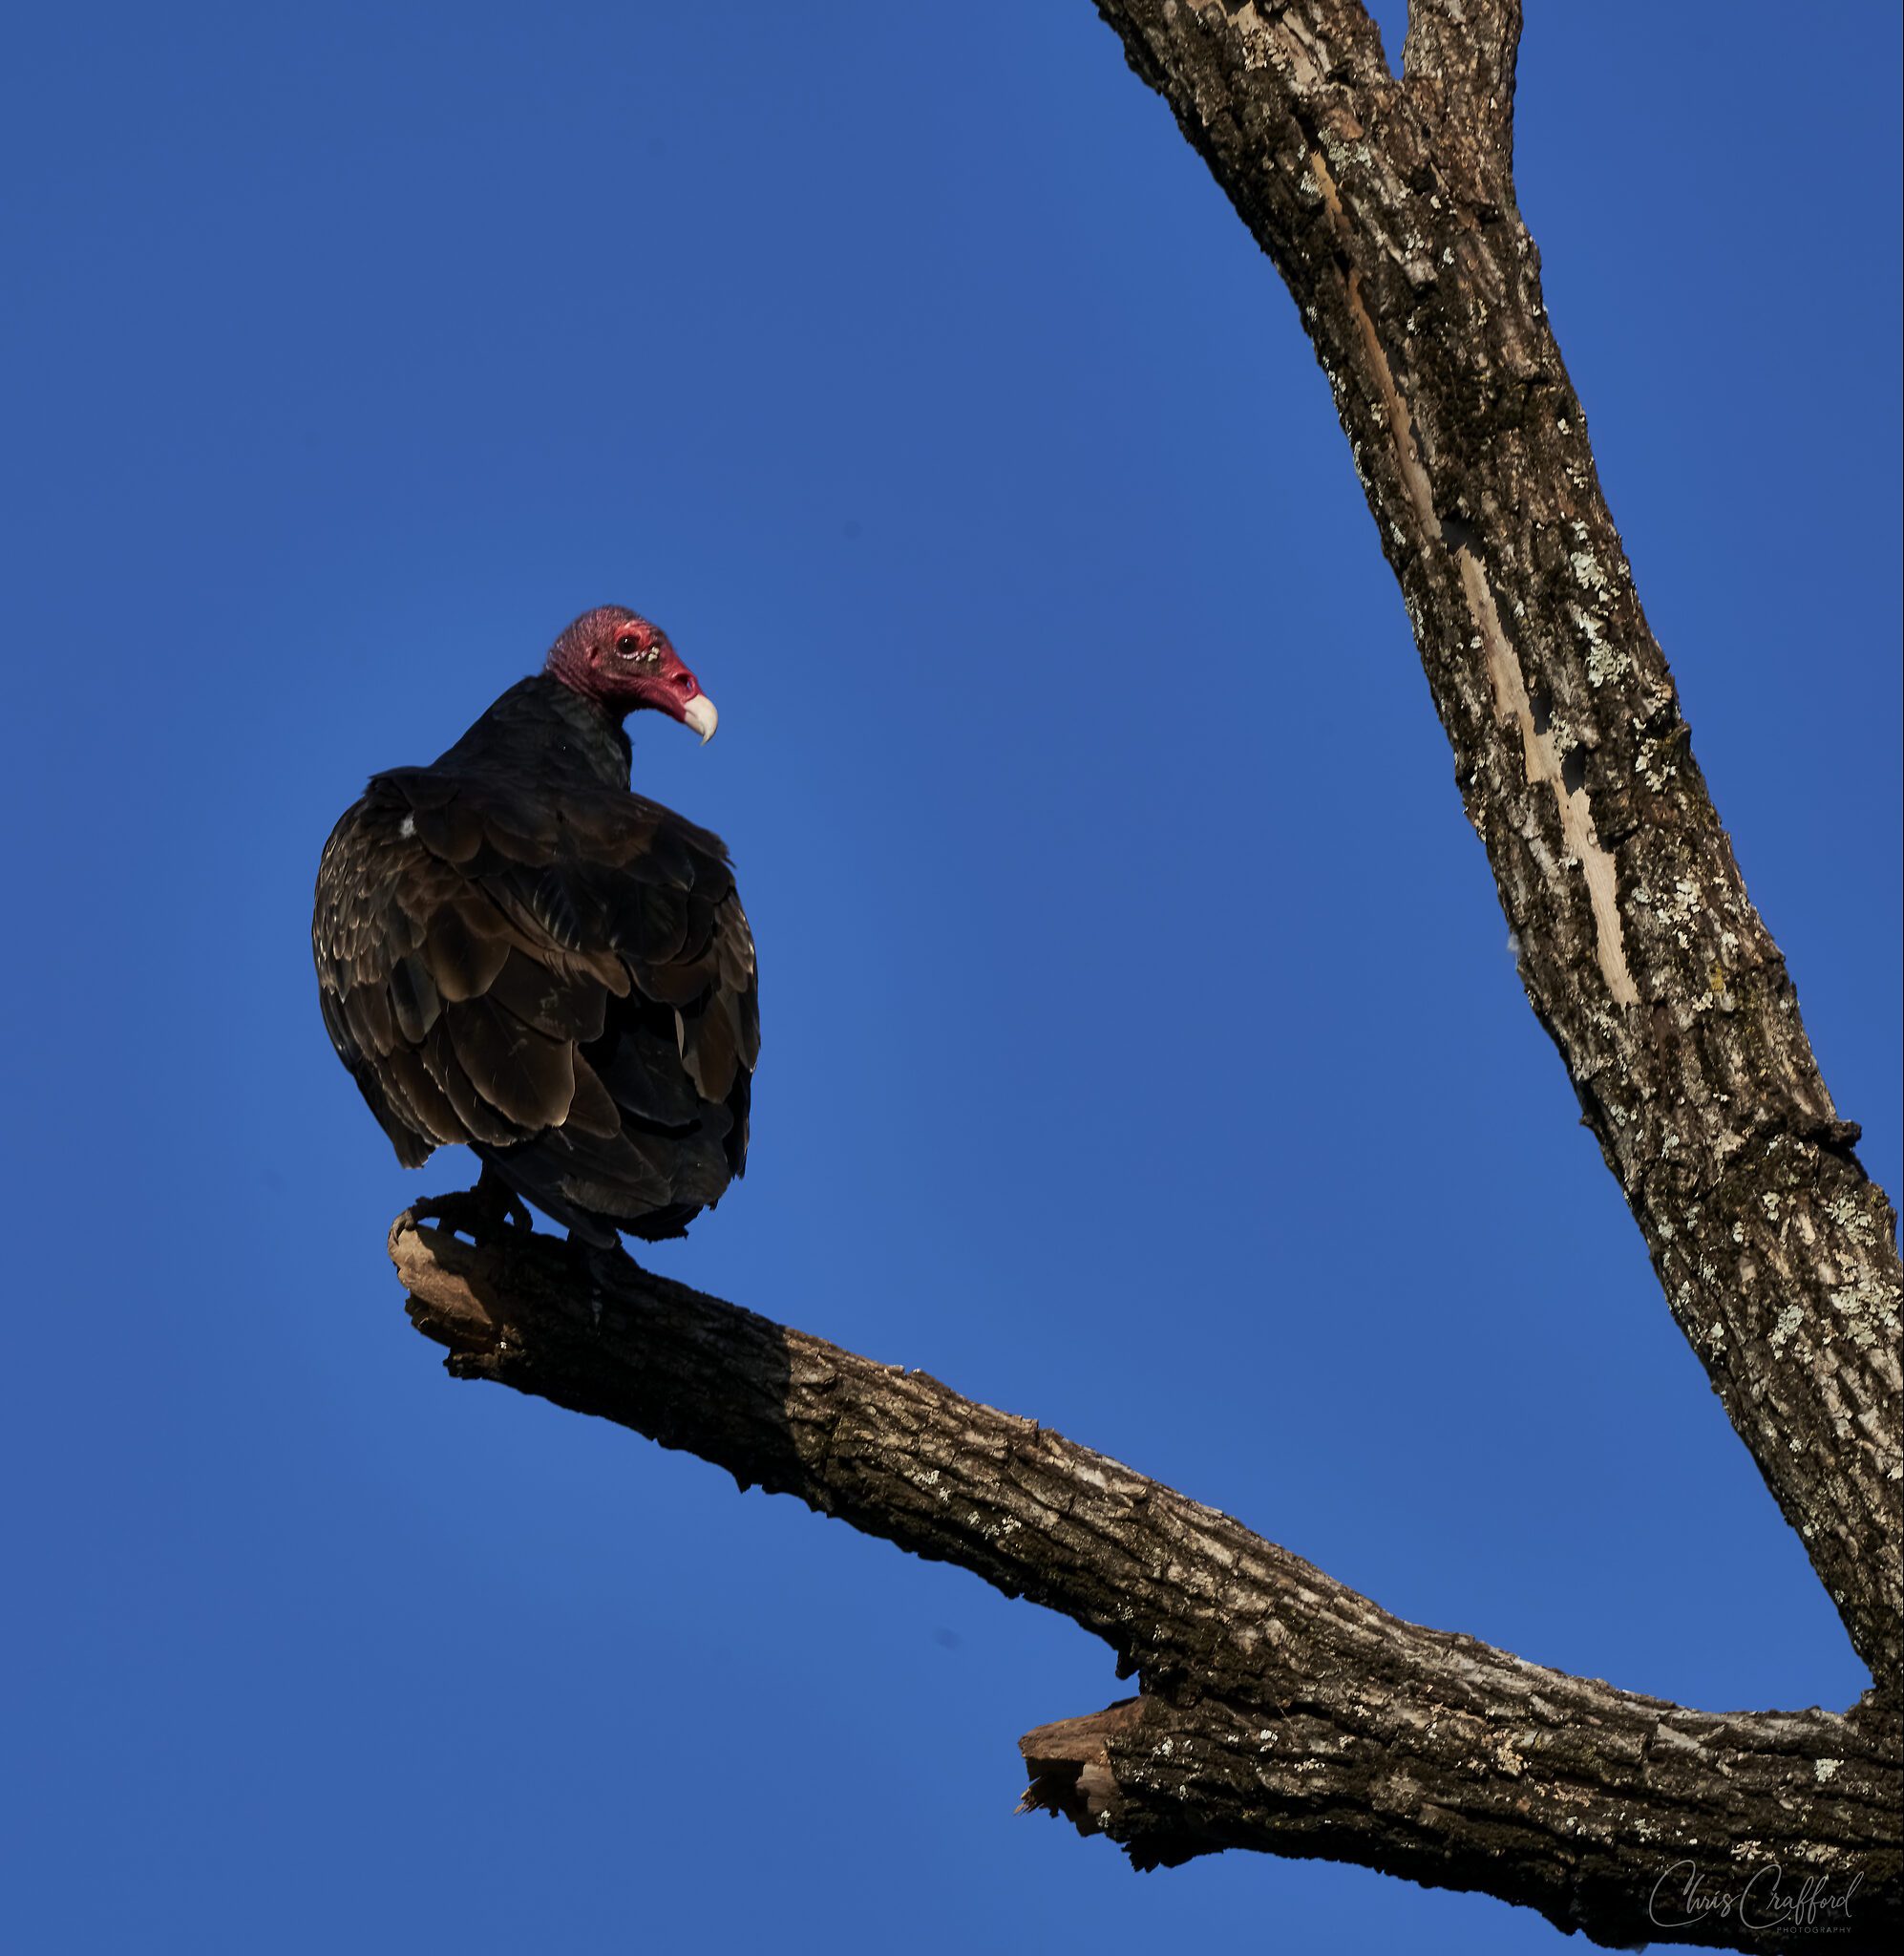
top-left (392, 1216), bottom-right (1899, 1950)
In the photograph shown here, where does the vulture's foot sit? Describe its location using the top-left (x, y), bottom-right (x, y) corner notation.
top-left (577, 1237), bottom-right (645, 1328)
top-left (411, 1169), bottom-right (535, 1247)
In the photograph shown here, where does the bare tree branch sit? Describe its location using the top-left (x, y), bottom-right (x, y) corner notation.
top-left (1403, 0), bottom-right (1522, 162)
top-left (1087, 0), bottom-right (1900, 1685)
top-left (391, 1216), bottom-right (1900, 1950)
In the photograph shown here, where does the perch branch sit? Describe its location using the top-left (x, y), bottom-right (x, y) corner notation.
top-left (391, 1214), bottom-right (1898, 1950)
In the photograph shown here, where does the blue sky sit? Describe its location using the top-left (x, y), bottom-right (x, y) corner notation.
top-left (4, 4), bottom-right (1896, 1951)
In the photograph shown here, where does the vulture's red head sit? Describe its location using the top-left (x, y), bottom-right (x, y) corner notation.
top-left (545, 606), bottom-right (718, 742)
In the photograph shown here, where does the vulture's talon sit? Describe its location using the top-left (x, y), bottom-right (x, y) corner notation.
top-left (412, 1174), bottom-right (535, 1248)
top-left (579, 1239), bottom-right (642, 1316)
top-left (408, 1191), bottom-right (482, 1244)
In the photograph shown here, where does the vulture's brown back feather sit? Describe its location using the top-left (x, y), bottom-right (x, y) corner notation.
top-left (313, 675), bottom-right (758, 1244)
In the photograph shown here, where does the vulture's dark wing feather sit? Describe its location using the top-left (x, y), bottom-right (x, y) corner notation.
top-left (314, 760), bottom-right (757, 1244)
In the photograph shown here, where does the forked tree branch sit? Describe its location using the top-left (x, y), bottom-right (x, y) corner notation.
top-left (391, 1216), bottom-right (1899, 1950)
top-left (382, 0), bottom-right (1901, 1943)
top-left (1087, 0), bottom-right (1900, 1681)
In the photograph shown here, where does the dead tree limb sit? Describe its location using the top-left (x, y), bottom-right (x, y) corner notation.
top-left (382, 0), bottom-right (1902, 1943)
top-left (392, 1216), bottom-right (1898, 1950)
top-left (1085, 0), bottom-right (1900, 1681)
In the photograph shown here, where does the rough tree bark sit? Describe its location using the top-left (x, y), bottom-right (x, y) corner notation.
top-left (1087, 0), bottom-right (1900, 1700)
top-left (394, 1218), bottom-right (1897, 1949)
top-left (385, 1), bottom-right (1901, 1946)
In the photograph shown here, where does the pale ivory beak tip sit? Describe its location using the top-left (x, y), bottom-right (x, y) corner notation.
top-left (683, 694), bottom-right (718, 745)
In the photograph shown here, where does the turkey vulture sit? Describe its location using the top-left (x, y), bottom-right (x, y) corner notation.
top-left (312, 606), bottom-right (758, 1246)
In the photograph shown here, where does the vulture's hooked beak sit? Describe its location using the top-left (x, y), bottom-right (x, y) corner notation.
top-left (682, 693), bottom-right (719, 745)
